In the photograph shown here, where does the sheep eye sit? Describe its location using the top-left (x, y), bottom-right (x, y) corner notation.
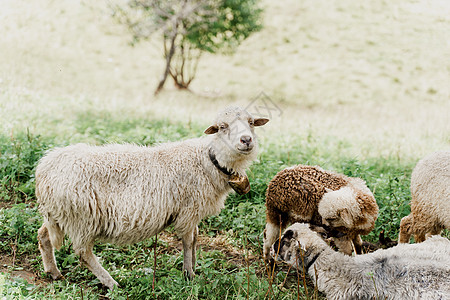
top-left (248, 119), bottom-right (254, 126)
top-left (219, 123), bottom-right (228, 130)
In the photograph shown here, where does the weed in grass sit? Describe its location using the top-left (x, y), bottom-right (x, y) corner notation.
top-left (0, 131), bottom-right (51, 204)
top-left (0, 203), bottom-right (41, 256)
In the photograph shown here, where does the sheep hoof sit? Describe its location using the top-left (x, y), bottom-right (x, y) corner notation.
top-left (46, 270), bottom-right (63, 280)
top-left (105, 280), bottom-right (120, 290)
top-left (184, 270), bottom-right (195, 281)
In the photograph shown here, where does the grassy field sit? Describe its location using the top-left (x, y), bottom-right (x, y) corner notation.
top-left (1, 0), bottom-right (449, 299)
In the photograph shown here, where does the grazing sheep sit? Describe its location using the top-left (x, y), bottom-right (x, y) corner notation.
top-left (399, 150), bottom-right (450, 244)
top-left (36, 106), bottom-right (268, 289)
top-left (263, 165), bottom-right (378, 260)
top-left (273, 223), bottom-right (450, 300)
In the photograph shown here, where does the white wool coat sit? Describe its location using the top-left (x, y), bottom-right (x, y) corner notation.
top-left (399, 150), bottom-right (450, 243)
top-left (410, 150), bottom-right (450, 228)
top-left (276, 223), bottom-right (450, 300)
top-left (36, 136), bottom-right (255, 250)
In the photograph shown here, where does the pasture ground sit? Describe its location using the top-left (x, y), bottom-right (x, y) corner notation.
top-left (1, 0), bottom-right (449, 298)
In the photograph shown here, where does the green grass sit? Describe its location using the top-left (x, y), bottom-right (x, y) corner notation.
top-left (0, 132), bottom-right (51, 204)
top-left (0, 121), bottom-right (421, 299)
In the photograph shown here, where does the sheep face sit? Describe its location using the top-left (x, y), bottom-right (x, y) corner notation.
top-left (271, 223), bottom-right (328, 268)
top-left (318, 187), bottom-right (361, 229)
top-left (204, 106), bottom-right (268, 156)
top-left (271, 228), bottom-right (303, 267)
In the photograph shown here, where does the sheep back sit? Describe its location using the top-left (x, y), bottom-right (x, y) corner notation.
top-left (265, 165), bottom-right (349, 226)
top-left (277, 223), bottom-right (450, 300)
top-left (36, 140), bottom-right (231, 247)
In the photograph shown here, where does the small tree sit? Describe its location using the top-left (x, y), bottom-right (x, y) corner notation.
top-left (113, 0), bottom-right (262, 94)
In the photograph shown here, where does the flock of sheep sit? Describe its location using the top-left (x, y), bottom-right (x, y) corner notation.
top-left (34, 106), bottom-right (449, 298)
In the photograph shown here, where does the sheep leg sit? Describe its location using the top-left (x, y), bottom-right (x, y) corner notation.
top-left (182, 228), bottom-right (197, 280)
top-left (413, 233), bottom-right (426, 243)
top-left (37, 224), bottom-right (63, 280)
top-left (74, 244), bottom-right (118, 289)
top-left (352, 235), bottom-right (363, 254)
top-left (263, 222), bottom-right (281, 261)
top-left (399, 215), bottom-right (413, 243)
top-left (192, 226), bottom-right (198, 268)
top-left (426, 225), bottom-right (443, 239)
top-left (409, 214), bottom-right (440, 243)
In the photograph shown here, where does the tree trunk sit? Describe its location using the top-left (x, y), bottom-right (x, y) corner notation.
top-left (169, 39), bottom-right (201, 91)
top-left (154, 32), bottom-right (177, 95)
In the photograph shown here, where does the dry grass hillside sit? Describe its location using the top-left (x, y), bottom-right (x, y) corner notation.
top-left (1, 0), bottom-right (449, 158)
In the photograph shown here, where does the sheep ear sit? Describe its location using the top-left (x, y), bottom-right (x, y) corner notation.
top-left (283, 229), bottom-right (296, 240)
top-left (204, 125), bottom-right (219, 134)
top-left (339, 208), bottom-right (353, 227)
top-left (254, 118), bottom-right (269, 127)
top-left (310, 225), bottom-right (329, 239)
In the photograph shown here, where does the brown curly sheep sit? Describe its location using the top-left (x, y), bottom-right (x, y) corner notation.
top-left (263, 165), bottom-right (378, 261)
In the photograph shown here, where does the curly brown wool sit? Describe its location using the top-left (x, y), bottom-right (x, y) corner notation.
top-left (263, 165), bottom-right (378, 261)
top-left (265, 165), bottom-right (348, 226)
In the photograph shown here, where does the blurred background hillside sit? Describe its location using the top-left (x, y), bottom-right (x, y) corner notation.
top-left (1, 0), bottom-right (449, 158)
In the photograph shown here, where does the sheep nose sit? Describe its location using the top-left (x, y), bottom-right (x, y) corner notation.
top-left (240, 135), bottom-right (252, 146)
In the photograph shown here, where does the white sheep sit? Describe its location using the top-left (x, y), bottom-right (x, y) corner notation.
top-left (263, 165), bottom-right (378, 260)
top-left (273, 223), bottom-right (450, 300)
top-left (36, 106), bottom-right (268, 289)
top-left (399, 150), bottom-right (450, 244)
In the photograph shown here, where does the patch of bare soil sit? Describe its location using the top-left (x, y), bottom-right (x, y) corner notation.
top-left (0, 228), bottom-right (395, 289)
top-left (157, 231), bottom-right (262, 266)
top-left (0, 254), bottom-right (50, 285)
top-left (1, 231), bottom-right (265, 286)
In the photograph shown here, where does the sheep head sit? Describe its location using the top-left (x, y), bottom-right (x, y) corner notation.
top-left (204, 106), bottom-right (268, 158)
top-left (318, 186), bottom-right (362, 229)
top-left (271, 223), bottom-right (329, 269)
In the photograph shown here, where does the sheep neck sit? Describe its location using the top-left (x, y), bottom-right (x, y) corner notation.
top-left (305, 248), bottom-right (324, 273)
top-left (208, 148), bottom-right (234, 176)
